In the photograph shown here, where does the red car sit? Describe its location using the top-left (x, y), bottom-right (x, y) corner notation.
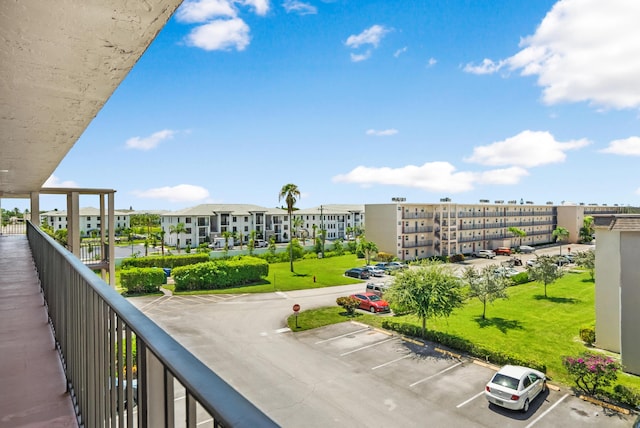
top-left (495, 247), bottom-right (512, 256)
top-left (350, 293), bottom-right (391, 313)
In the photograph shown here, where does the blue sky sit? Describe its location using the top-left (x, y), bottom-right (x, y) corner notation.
top-left (31, 0), bottom-right (640, 211)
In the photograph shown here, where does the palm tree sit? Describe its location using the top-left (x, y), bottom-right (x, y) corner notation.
top-left (508, 226), bottom-right (527, 247)
top-left (169, 222), bottom-right (187, 253)
top-left (552, 226), bottom-right (570, 255)
top-left (279, 183), bottom-right (301, 272)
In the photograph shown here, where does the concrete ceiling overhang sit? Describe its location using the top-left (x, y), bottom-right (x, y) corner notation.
top-left (0, 0), bottom-right (183, 198)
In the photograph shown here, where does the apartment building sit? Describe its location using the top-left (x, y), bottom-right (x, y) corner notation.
top-left (366, 200), bottom-right (624, 261)
top-left (41, 207), bottom-right (130, 235)
top-left (292, 204), bottom-right (365, 241)
top-left (159, 203), bottom-right (365, 249)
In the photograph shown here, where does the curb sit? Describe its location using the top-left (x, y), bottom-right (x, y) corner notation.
top-left (579, 395), bottom-right (631, 415)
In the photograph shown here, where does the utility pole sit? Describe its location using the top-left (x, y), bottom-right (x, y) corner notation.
top-left (320, 205), bottom-right (325, 257)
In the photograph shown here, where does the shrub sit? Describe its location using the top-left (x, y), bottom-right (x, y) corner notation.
top-left (562, 353), bottom-right (621, 395)
top-left (336, 296), bottom-right (361, 316)
top-left (610, 384), bottom-right (640, 408)
top-left (172, 256), bottom-right (268, 291)
top-left (120, 267), bottom-right (165, 294)
top-left (376, 252), bottom-right (395, 263)
top-left (580, 327), bottom-right (596, 346)
top-left (121, 253), bottom-right (209, 269)
top-left (510, 272), bottom-right (530, 285)
top-left (448, 254), bottom-right (465, 263)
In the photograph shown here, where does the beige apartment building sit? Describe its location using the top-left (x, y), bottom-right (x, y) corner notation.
top-left (366, 200), bottom-right (623, 261)
top-left (593, 214), bottom-right (640, 376)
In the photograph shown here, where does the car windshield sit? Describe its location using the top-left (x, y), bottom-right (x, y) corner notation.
top-left (491, 373), bottom-right (519, 390)
top-left (368, 295), bottom-right (381, 302)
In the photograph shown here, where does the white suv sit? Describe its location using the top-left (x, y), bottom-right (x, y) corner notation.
top-left (474, 249), bottom-right (496, 259)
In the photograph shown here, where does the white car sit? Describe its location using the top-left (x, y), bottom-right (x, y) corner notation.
top-left (519, 245), bottom-right (535, 254)
top-left (494, 267), bottom-right (519, 278)
top-left (362, 266), bottom-right (385, 277)
top-left (485, 365), bottom-right (547, 412)
top-left (474, 249), bottom-right (496, 259)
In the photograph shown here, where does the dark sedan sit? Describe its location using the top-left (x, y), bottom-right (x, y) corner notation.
top-left (344, 267), bottom-right (371, 279)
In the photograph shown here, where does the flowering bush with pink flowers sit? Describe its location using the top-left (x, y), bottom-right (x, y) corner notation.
top-left (562, 353), bottom-right (621, 395)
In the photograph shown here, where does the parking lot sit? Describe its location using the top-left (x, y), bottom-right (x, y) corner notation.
top-left (295, 322), bottom-right (635, 427)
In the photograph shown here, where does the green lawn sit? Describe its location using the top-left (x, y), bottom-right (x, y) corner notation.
top-left (288, 269), bottom-right (640, 393)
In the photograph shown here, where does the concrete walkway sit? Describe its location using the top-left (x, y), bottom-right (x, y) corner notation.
top-left (0, 235), bottom-right (77, 428)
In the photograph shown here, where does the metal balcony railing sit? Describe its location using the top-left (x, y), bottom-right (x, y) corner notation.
top-left (27, 222), bottom-right (277, 428)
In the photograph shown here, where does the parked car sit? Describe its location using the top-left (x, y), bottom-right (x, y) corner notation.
top-left (494, 247), bottom-right (511, 256)
top-left (474, 249), bottom-right (496, 259)
top-left (385, 261), bottom-right (408, 271)
top-left (485, 365), bottom-right (547, 412)
top-left (361, 265), bottom-right (385, 277)
top-left (554, 255), bottom-right (571, 266)
top-left (374, 262), bottom-right (389, 271)
top-left (526, 259), bottom-right (539, 267)
top-left (518, 245), bottom-right (535, 254)
top-left (253, 239), bottom-right (268, 248)
top-left (365, 282), bottom-right (390, 296)
top-left (350, 293), bottom-right (391, 313)
top-left (494, 267), bottom-right (519, 278)
top-left (344, 268), bottom-right (371, 279)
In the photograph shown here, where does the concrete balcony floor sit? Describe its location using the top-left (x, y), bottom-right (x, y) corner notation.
top-left (0, 235), bottom-right (77, 428)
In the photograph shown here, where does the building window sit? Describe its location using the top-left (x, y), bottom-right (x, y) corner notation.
top-left (233, 216), bottom-right (237, 222)
top-left (87, 216), bottom-right (91, 221)
top-left (186, 218), bottom-right (192, 223)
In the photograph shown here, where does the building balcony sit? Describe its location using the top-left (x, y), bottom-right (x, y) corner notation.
top-left (0, 224), bottom-right (276, 427)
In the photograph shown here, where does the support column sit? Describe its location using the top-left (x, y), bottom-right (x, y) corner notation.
top-left (108, 192), bottom-right (115, 287)
top-left (66, 191), bottom-right (80, 256)
top-left (30, 192), bottom-right (40, 226)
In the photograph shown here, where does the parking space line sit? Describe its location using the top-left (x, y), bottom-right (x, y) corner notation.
top-left (372, 353), bottom-right (412, 370)
top-left (456, 391), bottom-right (484, 408)
top-left (340, 337), bottom-right (398, 356)
top-left (524, 393), bottom-right (569, 428)
top-left (314, 327), bottom-right (371, 344)
top-left (409, 362), bottom-right (462, 387)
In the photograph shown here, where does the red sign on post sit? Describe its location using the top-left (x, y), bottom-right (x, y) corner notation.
top-left (293, 304), bottom-right (301, 313)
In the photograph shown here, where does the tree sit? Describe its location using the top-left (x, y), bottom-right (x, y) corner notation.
top-left (248, 230), bottom-right (256, 256)
top-left (508, 226), bottom-right (527, 247)
top-left (552, 226), bottom-right (570, 255)
top-left (384, 261), bottom-right (464, 337)
top-left (169, 222), bottom-right (187, 253)
top-left (221, 230), bottom-right (233, 256)
top-left (292, 216), bottom-right (303, 240)
top-left (279, 183), bottom-right (301, 272)
top-left (579, 216), bottom-right (595, 243)
top-left (462, 265), bottom-right (509, 320)
top-left (526, 255), bottom-right (564, 298)
top-left (574, 250), bottom-right (595, 281)
top-left (358, 238), bottom-right (378, 265)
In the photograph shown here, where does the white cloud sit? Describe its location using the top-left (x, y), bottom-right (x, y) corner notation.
top-left (132, 185), bottom-right (211, 203)
top-left (185, 18), bottom-right (250, 51)
top-left (345, 25), bottom-right (389, 49)
top-left (366, 128), bottom-right (398, 137)
top-left (465, 130), bottom-right (590, 168)
top-left (463, 58), bottom-right (504, 75)
top-left (176, 0), bottom-right (237, 23)
top-left (239, 0), bottom-right (269, 15)
top-left (282, 0), bottom-right (317, 15)
top-left (426, 57), bottom-right (437, 67)
top-left (394, 47), bottom-right (407, 58)
top-left (125, 130), bottom-right (175, 150)
top-left (600, 136), bottom-right (640, 156)
top-left (332, 162), bottom-right (528, 193)
top-left (43, 175), bottom-right (78, 188)
top-left (465, 0), bottom-right (640, 109)
top-left (350, 51), bottom-right (371, 62)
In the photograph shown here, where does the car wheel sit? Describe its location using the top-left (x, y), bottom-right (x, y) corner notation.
top-left (370, 306), bottom-right (376, 313)
top-left (522, 398), bottom-right (530, 413)
top-left (542, 380), bottom-right (548, 393)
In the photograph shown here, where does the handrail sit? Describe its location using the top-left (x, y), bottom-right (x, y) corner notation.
top-left (27, 221), bottom-right (278, 428)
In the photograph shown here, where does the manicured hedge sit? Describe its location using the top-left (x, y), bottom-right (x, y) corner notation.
top-left (172, 256), bottom-right (268, 291)
top-left (120, 253), bottom-right (210, 269)
top-left (121, 267), bottom-right (165, 294)
top-left (381, 320), bottom-right (547, 373)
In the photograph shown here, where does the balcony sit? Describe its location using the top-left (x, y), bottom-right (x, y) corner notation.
top-left (0, 224), bottom-right (276, 427)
